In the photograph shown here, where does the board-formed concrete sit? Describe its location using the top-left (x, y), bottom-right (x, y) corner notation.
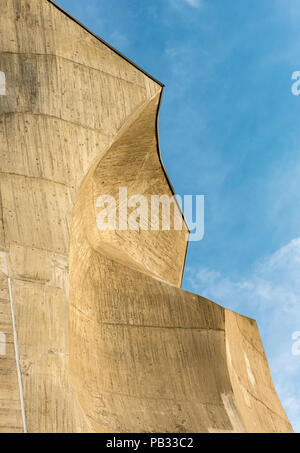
top-left (0, 0), bottom-right (293, 433)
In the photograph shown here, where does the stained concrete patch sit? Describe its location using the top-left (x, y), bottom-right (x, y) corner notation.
top-left (0, 72), bottom-right (5, 95)
top-left (244, 352), bottom-right (256, 386)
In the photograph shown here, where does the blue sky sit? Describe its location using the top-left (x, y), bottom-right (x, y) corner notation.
top-left (54, 0), bottom-right (300, 431)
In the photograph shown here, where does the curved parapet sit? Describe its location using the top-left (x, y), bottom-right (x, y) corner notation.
top-left (0, 0), bottom-right (293, 432)
top-left (71, 91), bottom-right (188, 288)
top-left (69, 83), bottom-right (292, 433)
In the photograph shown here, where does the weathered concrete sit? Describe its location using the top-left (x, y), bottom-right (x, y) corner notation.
top-left (0, 0), bottom-right (293, 433)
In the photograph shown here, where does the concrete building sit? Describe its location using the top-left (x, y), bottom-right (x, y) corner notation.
top-left (0, 0), bottom-right (293, 432)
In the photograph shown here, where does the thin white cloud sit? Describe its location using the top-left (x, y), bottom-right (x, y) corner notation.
top-left (169, 0), bottom-right (204, 11)
top-left (184, 0), bottom-right (203, 8)
top-left (107, 30), bottom-right (131, 52)
top-left (186, 237), bottom-right (300, 432)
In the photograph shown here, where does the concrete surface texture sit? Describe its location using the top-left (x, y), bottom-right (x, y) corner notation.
top-left (0, 0), bottom-right (293, 432)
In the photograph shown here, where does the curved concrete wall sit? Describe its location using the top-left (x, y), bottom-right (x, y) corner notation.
top-left (69, 89), bottom-right (292, 433)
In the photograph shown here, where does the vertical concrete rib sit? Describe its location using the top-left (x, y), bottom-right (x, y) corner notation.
top-left (8, 278), bottom-right (27, 433)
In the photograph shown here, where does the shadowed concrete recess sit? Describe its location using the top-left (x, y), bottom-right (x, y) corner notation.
top-left (0, 0), bottom-right (293, 433)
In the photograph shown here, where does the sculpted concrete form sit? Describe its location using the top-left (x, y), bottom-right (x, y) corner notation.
top-left (0, 0), bottom-right (293, 432)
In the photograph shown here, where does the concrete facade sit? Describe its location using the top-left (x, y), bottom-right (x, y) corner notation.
top-left (0, 0), bottom-right (293, 432)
